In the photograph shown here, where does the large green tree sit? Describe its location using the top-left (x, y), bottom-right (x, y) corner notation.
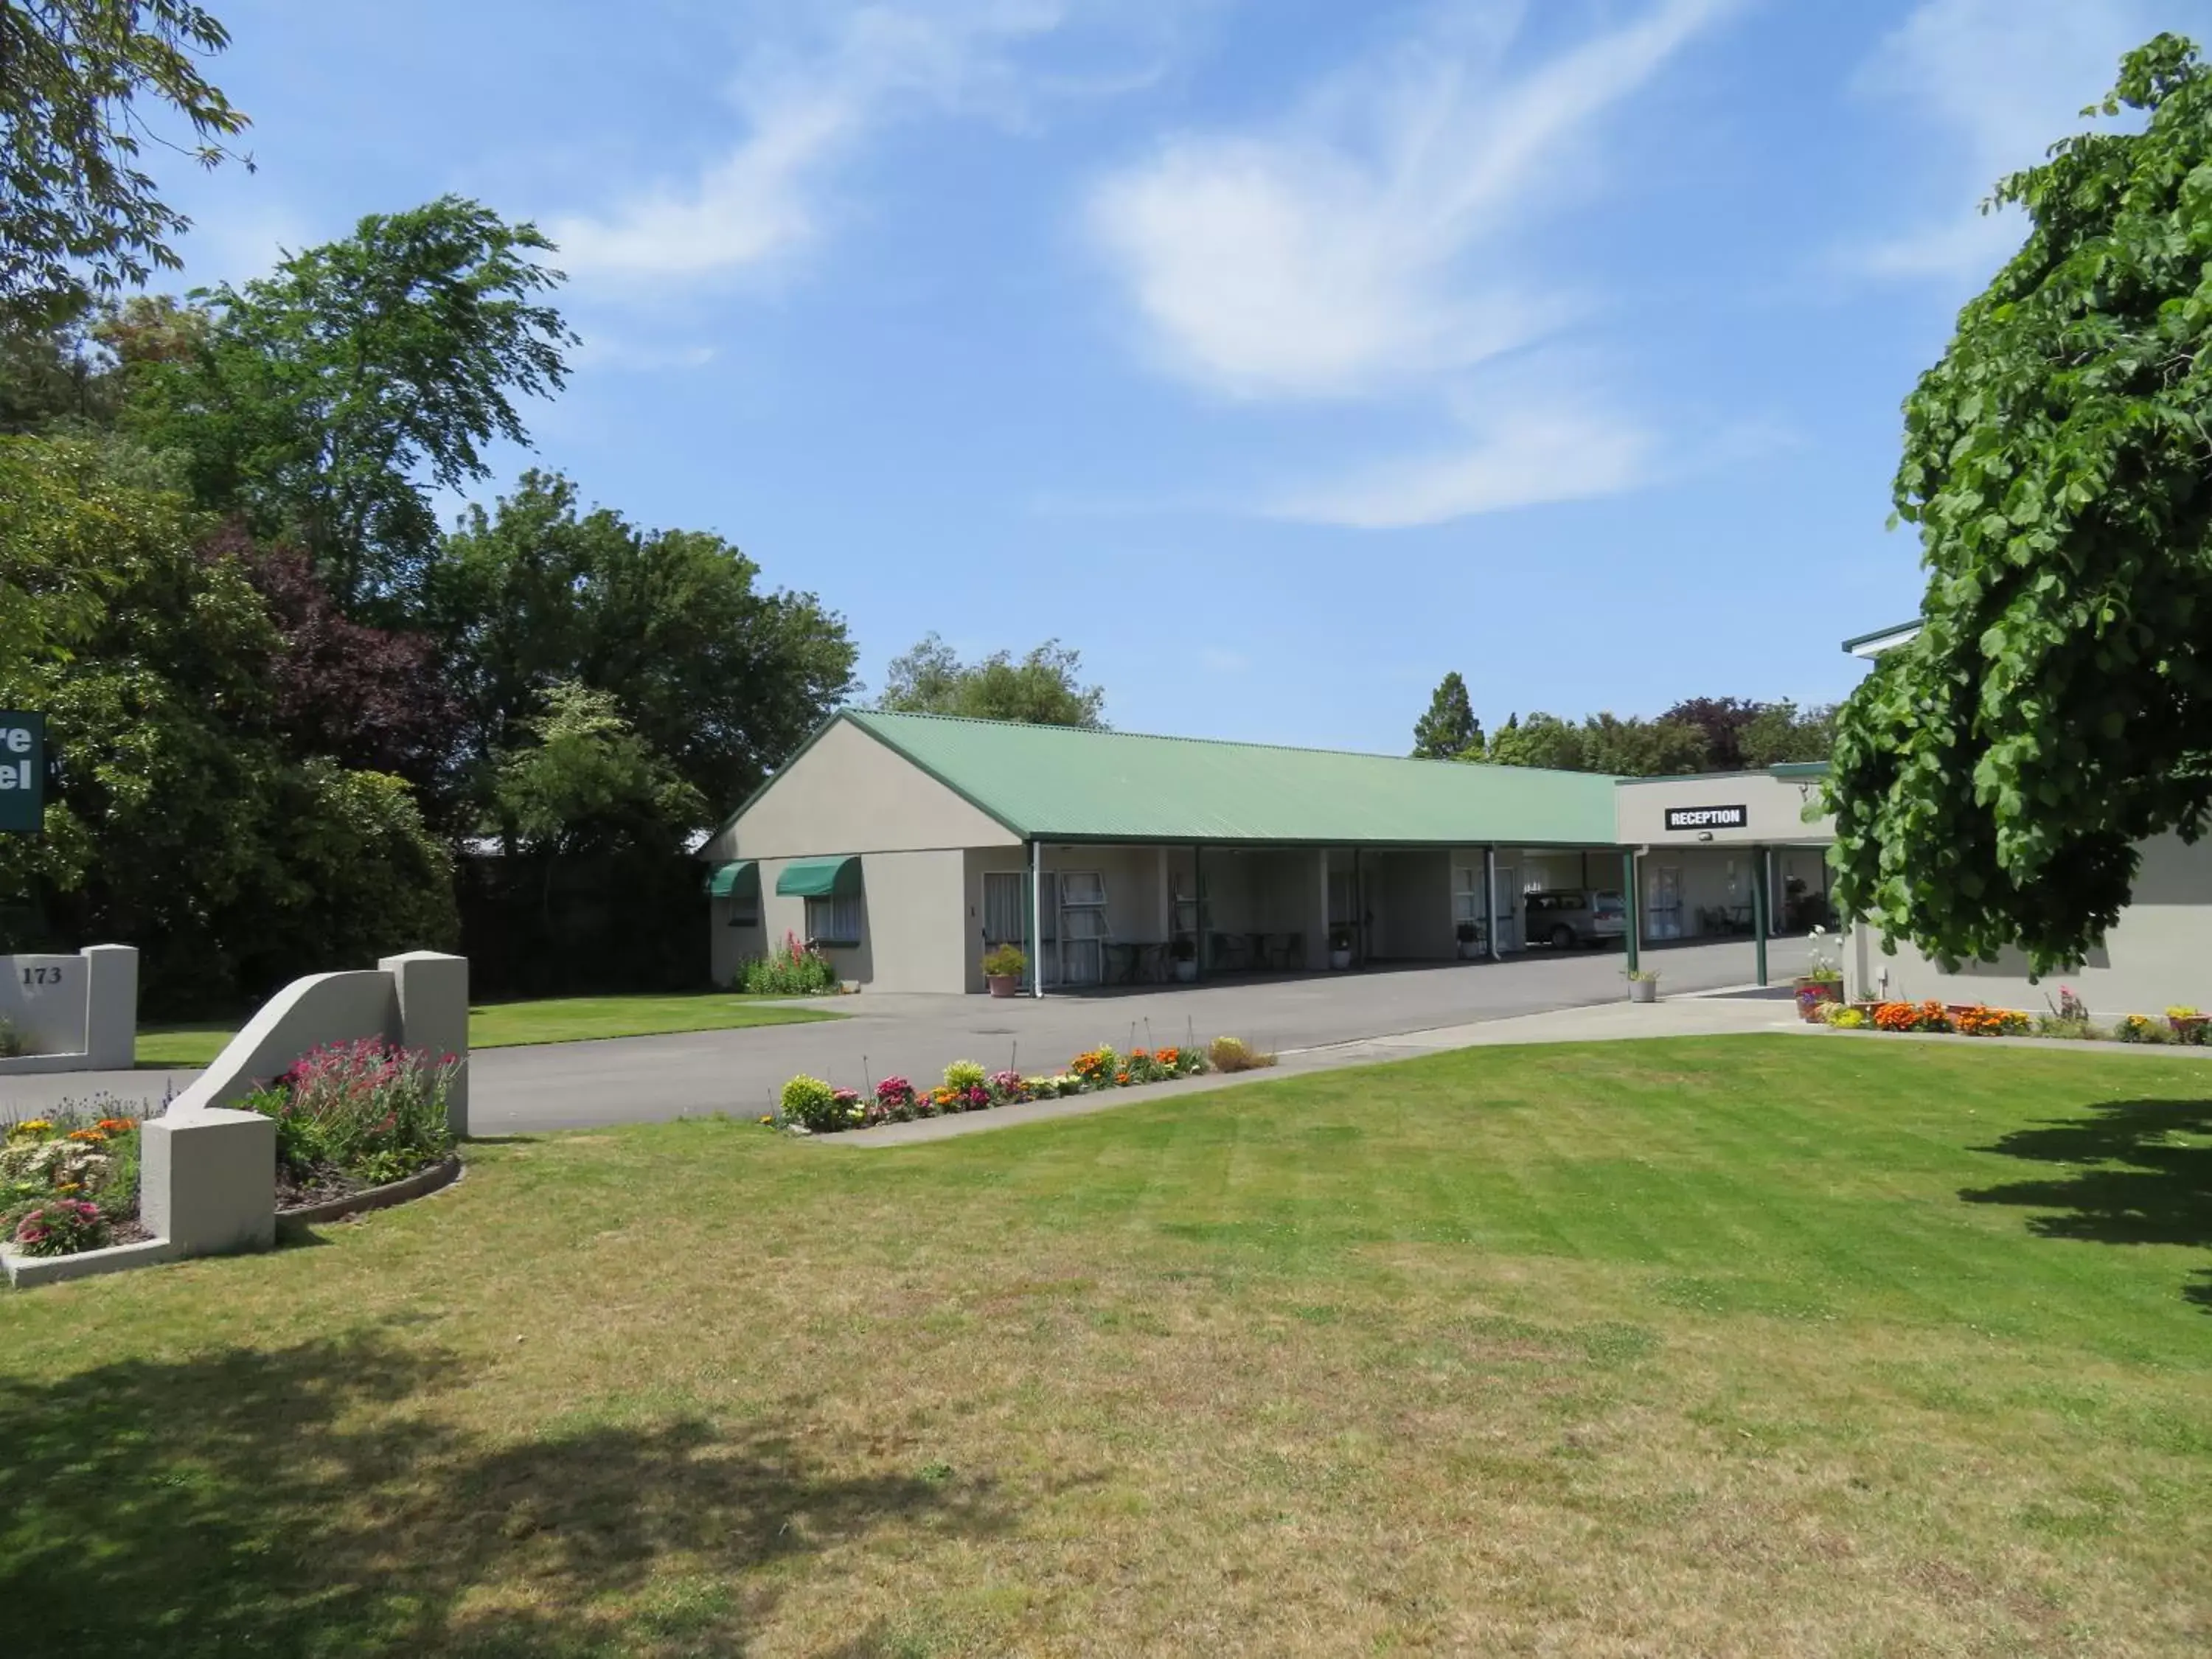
top-left (1412, 672), bottom-right (1481, 758)
top-left (0, 435), bottom-right (453, 1009)
top-left (433, 470), bottom-right (858, 832)
top-left (126, 196), bottom-right (574, 607)
top-left (0, 0), bottom-right (250, 326)
top-left (1829, 34), bottom-right (2212, 973)
top-left (1484, 710), bottom-right (1708, 776)
top-left (879, 634), bottom-right (1106, 728)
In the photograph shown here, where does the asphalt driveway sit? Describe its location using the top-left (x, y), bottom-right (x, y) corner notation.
top-left (0, 935), bottom-right (1808, 1132)
top-left (470, 934), bottom-right (1809, 1132)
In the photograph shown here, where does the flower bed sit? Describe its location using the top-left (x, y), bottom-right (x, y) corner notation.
top-left (1821, 990), bottom-right (2206, 1045)
top-left (2, 1106), bottom-right (150, 1258)
top-left (771, 1040), bottom-right (1256, 1135)
top-left (244, 1038), bottom-right (459, 1206)
top-left (738, 932), bottom-right (841, 996)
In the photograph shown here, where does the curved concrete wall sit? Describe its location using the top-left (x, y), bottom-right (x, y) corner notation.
top-left (171, 971), bottom-right (398, 1112)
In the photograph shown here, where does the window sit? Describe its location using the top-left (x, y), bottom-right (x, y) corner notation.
top-left (982, 871), bottom-right (1026, 946)
top-left (726, 897), bottom-right (759, 928)
top-left (806, 892), bottom-right (863, 947)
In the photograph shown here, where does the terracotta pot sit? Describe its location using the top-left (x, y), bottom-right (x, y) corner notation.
top-left (986, 973), bottom-right (1018, 998)
top-left (1794, 978), bottom-right (1844, 1024)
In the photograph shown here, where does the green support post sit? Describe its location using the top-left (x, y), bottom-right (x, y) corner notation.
top-left (1752, 844), bottom-right (1770, 987)
top-left (1623, 851), bottom-right (1639, 974)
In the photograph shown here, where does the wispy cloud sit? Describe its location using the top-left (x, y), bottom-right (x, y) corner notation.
top-left (1085, 0), bottom-right (1739, 402)
top-left (550, 1), bottom-right (1183, 293)
top-left (1271, 399), bottom-right (1654, 529)
top-left (1849, 0), bottom-right (2167, 283)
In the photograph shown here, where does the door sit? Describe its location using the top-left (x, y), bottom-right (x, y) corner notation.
top-left (983, 870), bottom-right (1061, 984)
top-left (1646, 865), bottom-right (1683, 941)
top-left (1492, 864), bottom-right (1520, 951)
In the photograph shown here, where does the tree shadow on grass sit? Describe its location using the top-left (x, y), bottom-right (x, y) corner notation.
top-left (1960, 1096), bottom-right (2212, 1310)
top-left (0, 1326), bottom-right (1008, 1656)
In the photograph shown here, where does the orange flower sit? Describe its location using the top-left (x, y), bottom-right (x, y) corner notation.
top-left (66, 1129), bottom-right (108, 1144)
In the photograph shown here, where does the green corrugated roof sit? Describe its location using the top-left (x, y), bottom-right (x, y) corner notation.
top-left (842, 711), bottom-right (1621, 845)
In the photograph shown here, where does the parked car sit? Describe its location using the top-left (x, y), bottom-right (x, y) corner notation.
top-left (1523, 888), bottom-right (1628, 949)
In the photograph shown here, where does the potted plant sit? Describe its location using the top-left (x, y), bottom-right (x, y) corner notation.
top-left (1455, 919), bottom-right (1480, 960)
top-left (981, 943), bottom-right (1026, 998)
top-left (1792, 926), bottom-right (1845, 1023)
top-left (1328, 926), bottom-right (1354, 971)
top-left (1625, 967), bottom-right (1660, 1004)
top-left (1169, 933), bottom-right (1198, 983)
top-left (2167, 1004), bottom-right (2208, 1043)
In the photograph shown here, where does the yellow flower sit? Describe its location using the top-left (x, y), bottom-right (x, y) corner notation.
top-left (11, 1119), bottom-right (54, 1137)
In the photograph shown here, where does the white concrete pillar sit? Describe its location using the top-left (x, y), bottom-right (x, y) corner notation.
top-left (142, 1109), bottom-right (275, 1256)
top-left (381, 950), bottom-right (470, 1138)
top-left (80, 944), bottom-right (138, 1070)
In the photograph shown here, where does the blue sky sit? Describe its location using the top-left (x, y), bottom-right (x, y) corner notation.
top-left (152, 0), bottom-right (2206, 751)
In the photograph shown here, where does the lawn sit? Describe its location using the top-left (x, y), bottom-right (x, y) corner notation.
top-left (134, 990), bottom-right (843, 1067)
top-left (3, 1036), bottom-right (2208, 1656)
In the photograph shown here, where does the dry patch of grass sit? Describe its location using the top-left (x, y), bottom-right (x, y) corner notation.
top-left (3, 1037), bottom-right (2209, 1655)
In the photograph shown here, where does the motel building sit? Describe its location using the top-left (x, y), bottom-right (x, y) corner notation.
top-left (700, 711), bottom-right (1835, 995)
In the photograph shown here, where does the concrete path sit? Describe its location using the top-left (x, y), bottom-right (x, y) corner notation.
top-left (0, 935), bottom-right (1813, 1133)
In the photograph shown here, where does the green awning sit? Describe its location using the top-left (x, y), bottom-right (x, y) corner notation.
top-left (703, 860), bottom-right (759, 899)
top-left (775, 856), bottom-right (862, 897)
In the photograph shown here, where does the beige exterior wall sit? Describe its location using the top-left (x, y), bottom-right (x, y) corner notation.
top-left (702, 717), bottom-right (1021, 863)
top-left (1844, 832), bottom-right (2212, 1018)
top-left (708, 897), bottom-right (765, 986)
top-left (1615, 771), bottom-right (1833, 849)
top-left (748, 849), bottom-right (967, 992)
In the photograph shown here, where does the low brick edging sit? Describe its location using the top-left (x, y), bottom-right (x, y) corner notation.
top-left (276, 1153), bottom-right (464, 1237)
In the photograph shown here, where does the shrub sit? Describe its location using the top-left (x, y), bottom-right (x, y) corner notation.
top-left (981, 944), bottom-right (1027, 980)
top-left (1208, 1035), bottom-right (1276, 1072)
top-left (1070, 1048), bottom-right (1118, 1087)
top-left (1823, 1004), bottom-right (1868, 1029)
top-left (1953, 1005), bottom-right (2030, 1037)
top-left (943, 1060), bottom-right (987, 1093)
top-left (1872, 1000), bottom-right (1950, 1034)
top-left (2034, 1014), bottom-right (2099, 1040)
top-left (2115, 1013), bottom-right (2170, 1044)
top-left (778, 1074), bottom-right (852, 1133)
top-left (874, 1076), bottom-right (917, 1122)
top-left (248, 1039), bottom-right (456, 1180)
top-left (12, 1197), bottom-right (108, 1256)
top-left (740, 932), bottom-right (841, 996)
top-left (0, 1015), bottom-right (26, 1059)
top-left (1123, 1048), bottom-right (1172, 1084)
